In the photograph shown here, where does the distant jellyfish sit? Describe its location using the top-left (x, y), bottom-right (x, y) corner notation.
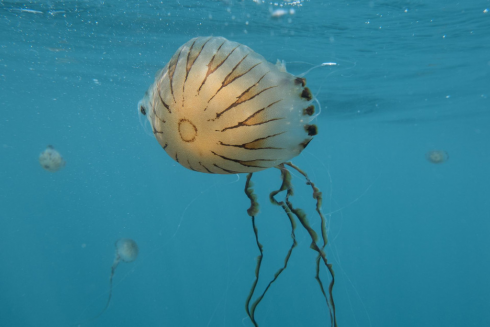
top-left (115, 238), bottom-right (139, 263)
top-left (39, 145), bottom-right (66, 172)
top-left (426, 150), bottom-right (449, 164)
top-left (88, 238), bottom-right (139, 322)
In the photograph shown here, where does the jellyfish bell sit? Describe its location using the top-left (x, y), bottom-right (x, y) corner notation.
top-left (426, 150), bottom-right (449, 164)
top-left (139, 36), bottom-right (317, 174)
top-left (140, 36), bottom-right (337, 327)
top-left (115, 238), bottom-right (139, 263)
top-left (39, 145), bottom-right (66, 172)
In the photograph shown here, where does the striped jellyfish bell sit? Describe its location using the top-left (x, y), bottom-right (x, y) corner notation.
top-left (138, 36), bottom-right (317, 174)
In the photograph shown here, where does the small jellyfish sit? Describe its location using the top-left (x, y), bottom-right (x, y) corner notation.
top-left (88, 238), bottom-right (139, 322)
top-left (39, 145), bottom-right (66, 172)
top-left (426, 150), bottom-right (449, 164)
top-left (115, 238), bottom-right (139, 263)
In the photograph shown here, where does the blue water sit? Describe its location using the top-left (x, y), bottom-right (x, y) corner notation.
top-left (1, 1), bottom-right (489, 326)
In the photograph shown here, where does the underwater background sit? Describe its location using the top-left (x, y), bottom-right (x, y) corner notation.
top-left (1, 0), bottom-right (489, 326)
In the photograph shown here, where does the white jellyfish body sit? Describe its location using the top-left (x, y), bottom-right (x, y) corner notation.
top-left (115, 238), bottom-right (139, 263)
top-left (138, 36), bottom-right (317, 174)
top-left (39, 145), bottom-right (66, 172)
top-left (426, 150), bottom-right (449, 164)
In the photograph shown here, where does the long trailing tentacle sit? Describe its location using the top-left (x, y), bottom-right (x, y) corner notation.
top-left (92, 256), bottom-right (120, 320)
top-left (244, 164), bottom-right (337, 327)
top-left (246, 164), bottom-right (299, 323)
top-left (244, 173), bottom-right (261, 327)
top-left (284, 161), bottom-right (338, 327)
top-left (275, 165), bottom-right (333, 323)
top-left (285, 162), bottom-right (328, 248)
top-left (70, 256), bottom-right (121, 326)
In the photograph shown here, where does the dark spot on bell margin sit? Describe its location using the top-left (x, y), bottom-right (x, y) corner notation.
top-left (305, 124), bottom-right (318, 136)
top-left (140, 105), bottom-right (147, 115)
top-left (294, 77), bottom-right (306, 87)
top-left (301, 87), bottom-right (312, 101)
top-left (303, 105), bottom-right (315, 116)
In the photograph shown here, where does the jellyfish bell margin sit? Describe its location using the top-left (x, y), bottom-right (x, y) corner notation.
top-left (140, 36), bottom-right (338, 327)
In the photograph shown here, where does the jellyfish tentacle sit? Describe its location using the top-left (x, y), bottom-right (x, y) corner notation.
top-left (245, 173), bottom-right (259, 216)
top-left (281, 163), bottom-right (338, 327)
top-left (73, 255), bottom-right (121, 326)
top-left (247, 216), bottom-right (263, 327)
top-left (285, 162), bottom-right (328, 246)
top-left (284, 191), bottom-right (335, 326)
top-left (246, 165), bottom-right (299, 323)
top-left (94, 255), bottom-right (121, 319)
top-left (277, 166), bottom-right (331, 316)
top-left (244, 173), bottom-right (261, 327)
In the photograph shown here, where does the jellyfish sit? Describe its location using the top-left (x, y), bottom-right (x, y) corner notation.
top-left (88, 238), bottom-right (139, 322)
top-left (39, 145), bottom-right (66, 172)
top-left (115, 238), bottom-right (139, 263)
top-left (138, 36), bottom-right (337, 327)
top-left (426, 150), bottom-right (449, 164)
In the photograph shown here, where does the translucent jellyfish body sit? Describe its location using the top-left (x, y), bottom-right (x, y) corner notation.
top-left (39, 145), bottom-right (66, 172)
top-left (115, 238), bottom-right (139, 263)
top-left (426, 150), bottom-right (449, 164)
